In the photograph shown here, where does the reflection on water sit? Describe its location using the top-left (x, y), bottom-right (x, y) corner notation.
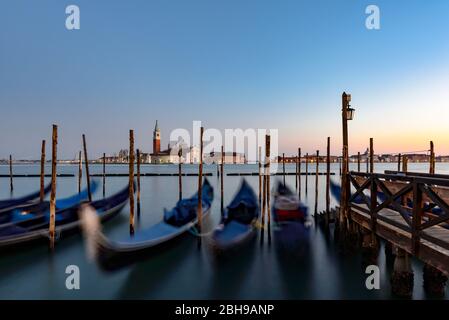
top-left (0, 163), bottom-right (447, 299)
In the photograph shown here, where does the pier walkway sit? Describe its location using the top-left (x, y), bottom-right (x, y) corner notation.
top-left (348, 171), bottom-right (449, 274)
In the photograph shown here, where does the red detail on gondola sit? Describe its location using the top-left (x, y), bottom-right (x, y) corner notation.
top-left (275, 208), bottom-right (304, 221)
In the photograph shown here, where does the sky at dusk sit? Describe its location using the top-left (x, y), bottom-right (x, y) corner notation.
top-left (1, 0), bottom-right (449, 159)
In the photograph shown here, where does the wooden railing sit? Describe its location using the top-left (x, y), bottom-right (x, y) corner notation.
top-left (348, 171), bottom-right (449, 254)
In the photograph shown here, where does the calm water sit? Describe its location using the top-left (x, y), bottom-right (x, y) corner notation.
top-left (0, 163), bottom-right (447, 299)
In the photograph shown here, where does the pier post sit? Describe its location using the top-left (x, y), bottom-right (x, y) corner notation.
top-left (429, 141), bottom-right (435, 175)
top-left (40, 140), bottom-right (46, 202)
top-left (9, 155), bottom-right (13, 192)
top-left (360, 227), bottom-right (379, 266)
top-left (357, 152), bottom-right (360, 172)
top-left (178, 148), bottom-right (182, 201)
top-left (423, 264), bottom-right (447, 296)
top-left (103, 152), bottom-right (106, 197)
top-left (197, 127), bottom-right (204, 248)
top-left (384, 241), bottom-right (395, 266)
top-left (397, 153), bottom-right (401, 172)
top-left (82, 134), bottom-right (92, 202)
top-left (78, 151), bottom-right (82, 193)
top-left (129, 130), bottom-right (135, 235)
top-left (369, 138), bottom-right (374, 174)
top-left (391, 247), bottom-right (414, 298)
top-left (49, 125), bottom-right (58, 250)
top-left (326, 138), bottom-right (330, 226)
top-left (314, 150), bottom-right (319, 217)
top-left (298, 148), bottom-right (301, 200)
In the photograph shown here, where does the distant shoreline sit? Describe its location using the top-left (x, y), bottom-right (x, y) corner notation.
top-left (0, 160), bottom-right (445, 165)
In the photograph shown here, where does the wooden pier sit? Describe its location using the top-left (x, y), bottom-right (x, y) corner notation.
top-left (347, 171), bottom-right (449, 274)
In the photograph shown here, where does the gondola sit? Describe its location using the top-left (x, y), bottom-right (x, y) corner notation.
top-left (0, 183), bottom-right (52, 214)
top-left (0, 181), bottom-right (98, 226)
top-left (330, 179), bottom-right (371, 204)
top-left (0, 181), bottom-right (127, 250)
top-left (272, 181), bottom-right (311, 253)
top-left (211, 179), bottom-right (259, 252)
top-left (79, 179), bottom-right (214, 271)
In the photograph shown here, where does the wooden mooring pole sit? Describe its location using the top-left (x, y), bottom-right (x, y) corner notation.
top-left (305, 153), bottom-right (309, 196)
top-left (197, 127), bottom-right (204, 247)
top-left (261, 146), bottom-right (267, 239)
top-left (326, 138), bottom-right (330, 226)
top-left (221, 145), bottom-right (224, 216)
top-left (314, 150), bottom-right (319, 217)
top-left (258, 146), bottom-right (262, 207)
top-left (298, 148), bottom-right (301, 200)
top-left (357, 152), bottom-right (361, 172)
top-left (366, 149), bottom-right (369, 173)
top-left (266, 134), bottom-right (271, 243)
top-left (9, 155), bottom-right (13, 192)
top-left (397, 153), bottom-right (401, 172)
top-left (339, 157), bottom-right (342, 176)
top-left (282, 152), bottom-right (286, 187)
top-left (178, 148), bottom-right (182, 201)
top-left (40, 140), bottom-right (46, 202)
top-left (136, 149), bottom-right (141, 204)
top-left (403, 155), bottom-right (408, 173)
top-left (430, 141), bottom-right (435, 175)
top-left (295, 149), bottom-right (298, 190)
top-left (339, 92), bottom-right (350, 228)
top-left (369, 138), bottom-right (374, 174)
top-left (129, 130), bottom-right (135, 235)
top-left (82, 134), bottom-right (92, 202)
top-left (49, 125), bottom-right (58, 250)
top-left (102, 152), bottom-right (106, 197)
top-left (78, 151), bottom-right (82, 193)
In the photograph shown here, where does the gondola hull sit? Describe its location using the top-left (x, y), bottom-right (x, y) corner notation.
top-left (211, 221), bottom-right (256, 253)
top-left (272, 220), bottom-right (310, 256)
top-left (211, 179), bottom-right (259, 254)
top-left (0, 184), bottom-right (128, 251)
top-left (80, 178), bottom-right (214, 271)
top-left (94, 207), bottom-right (211, 271)
top-left (0, 183), bottom-right (52, 214)
top-left (272, 182), bottom-right (310, 255)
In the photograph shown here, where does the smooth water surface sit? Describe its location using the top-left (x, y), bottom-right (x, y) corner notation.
top-left (0, 163), bottom-right (447, 299)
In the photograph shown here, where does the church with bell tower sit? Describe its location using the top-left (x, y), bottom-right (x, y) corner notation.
top-left (153, 120), bottom-right (161, 154)
top-left (150, 120), bottom-right (178, 163)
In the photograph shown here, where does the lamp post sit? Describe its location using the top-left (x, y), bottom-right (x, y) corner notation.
top-left (340, 92), bottom-right (355, 226)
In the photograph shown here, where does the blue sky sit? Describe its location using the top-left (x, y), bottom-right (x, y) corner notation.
top-left (1, 0), bottom-right (449, 159)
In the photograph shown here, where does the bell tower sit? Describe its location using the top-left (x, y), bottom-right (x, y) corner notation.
top-left (153, 120), bottom-right (161, 154)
